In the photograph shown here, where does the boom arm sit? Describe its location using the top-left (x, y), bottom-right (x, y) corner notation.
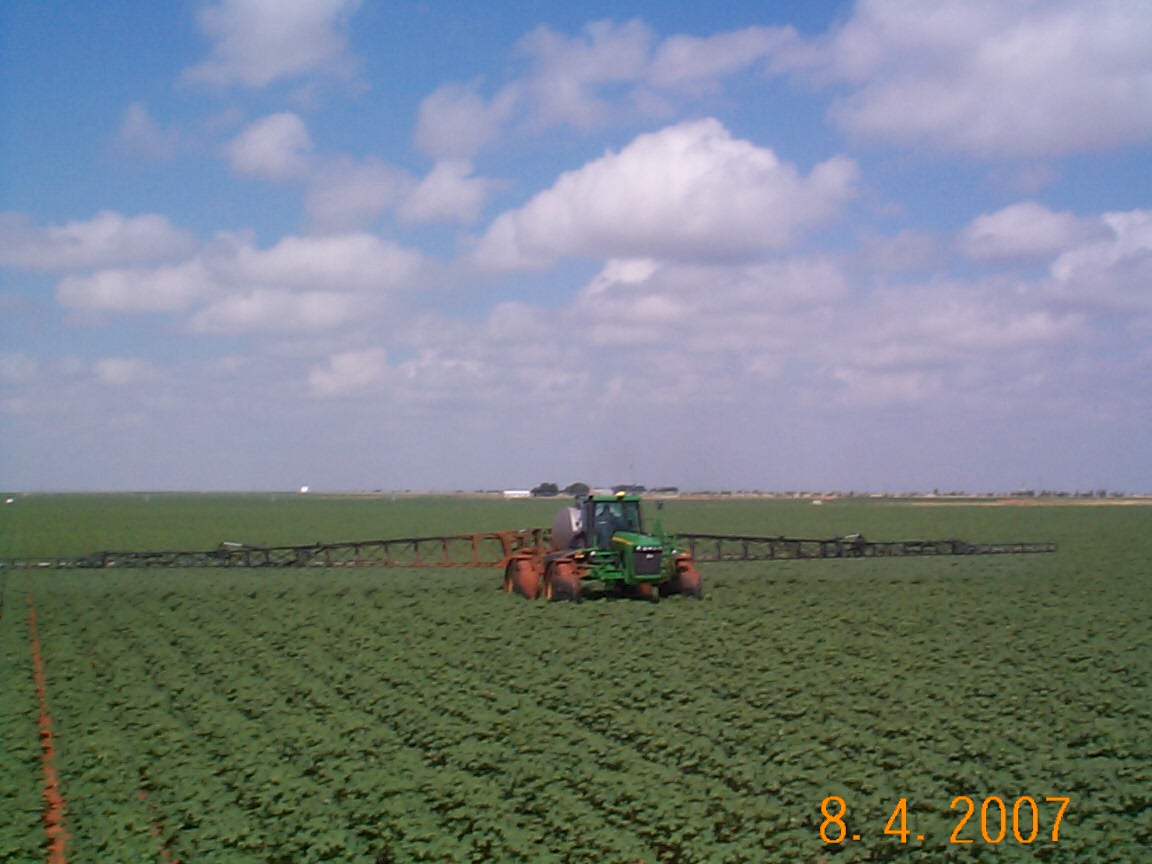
top-left (0, 530), bottom-right (1054, 571)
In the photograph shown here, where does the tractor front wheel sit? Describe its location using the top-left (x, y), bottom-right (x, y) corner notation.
top-left (628, 582), bottom-right (660, 602)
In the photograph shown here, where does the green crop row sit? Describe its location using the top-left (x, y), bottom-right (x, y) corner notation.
top-left (1, 497), bottom-right (1150, 862)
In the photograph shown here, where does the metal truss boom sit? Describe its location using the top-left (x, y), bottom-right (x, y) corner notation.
top-left (0, 530), bottom-right (1054, 571)
top-left (677, 534), bottom-right (1057, 562)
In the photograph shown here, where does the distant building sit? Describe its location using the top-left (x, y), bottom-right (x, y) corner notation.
top-left (502, 490), bottom-right (531, 499)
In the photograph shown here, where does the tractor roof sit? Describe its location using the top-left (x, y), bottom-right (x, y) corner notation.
top-left (586, 492), bottom-right (643, 503)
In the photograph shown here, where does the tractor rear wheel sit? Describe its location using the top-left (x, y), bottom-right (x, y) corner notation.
top-left (503, 556), bottom-right (542, 599)
top-left (544, 560), bottom-right (581, 602)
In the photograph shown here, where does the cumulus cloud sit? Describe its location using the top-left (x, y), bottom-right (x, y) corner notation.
top-left (855, 229), bottom-right (940, 272)
top-left (783, 0), bottom-right (1152, 157)
top-left (475, 118), bottom-right (858, 268)
top-left (413, 20), bottom-right (801, 158)
top-left (94, 357), bottom-right (155, 386)
top-left (573, 256), bottom-right (850, 350)
top-left (118, 102), bottom-right (179, 158)
top-left (398, 161), bottom-right (497, 225)
top-left (309, 347), bottom-right (387, 396)
top-left (959, 201), bottom-right (1108, 262)
top-left (583, 258), bottom-right (662, 295)
top-left (1050, 209), bottom-right (1152, 311)
top-left (184, 0), bottom-right (362, 88)
top-left (225, 113), bottom-right (313, 180)
top-left (347, 243), bottom-right (1087, 415)
top-left (305, 157), bottom-right (414, 230)
top-left (0, 353), bottom-right (39, 385)
top-left (223, 232), bottom-right (423, 291)
top-left (190, 288), bottom-right (356, 332)
top-left (415, 82), bottom-right (517, 160)
top-left (816, 283), bottom-right (1083, 405)
top-left (516, 19), bottom-right (655, 129)
top-left (58, 260), bottom-right (217, 312)
top-left (648, 26), bottom-right (794, 91)
top-left (0, 211), bottom-right (196, 273)
top-left (57, 231), bottom-right (423, 330)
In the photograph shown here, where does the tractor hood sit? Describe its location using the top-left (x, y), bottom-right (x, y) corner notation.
top-left (610, 531), bottom-right (662, 551)
top-left (611, 531), bottom-right (665, 582)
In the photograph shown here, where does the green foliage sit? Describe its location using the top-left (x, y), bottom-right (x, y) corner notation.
top-left (0, 579), bottom-right (44, 863)
top-left (0, 496), bottom-right (1149, 862)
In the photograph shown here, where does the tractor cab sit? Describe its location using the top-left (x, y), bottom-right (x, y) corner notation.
top-left (579, 493), bottom-right (665, 582)
top-left (589, 495), bottom-right (643, 549)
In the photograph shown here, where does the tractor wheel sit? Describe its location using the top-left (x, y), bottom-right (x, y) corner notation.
top-left (672, 558), bottom-right (702, 598)
top-left (504, 556), bottom-right (541, 599)
top-left (630, 582), bottom-right (659, 603)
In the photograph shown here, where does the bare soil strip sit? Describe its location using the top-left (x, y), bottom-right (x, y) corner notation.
top-left (27, 591), bottom-right (69, 864)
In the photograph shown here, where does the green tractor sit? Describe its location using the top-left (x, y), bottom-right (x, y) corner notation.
top-left (502, 492), bottom-right (702, 601)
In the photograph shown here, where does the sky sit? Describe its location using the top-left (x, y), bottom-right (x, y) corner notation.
top-left (1, 0), bottom-right (1151, 493)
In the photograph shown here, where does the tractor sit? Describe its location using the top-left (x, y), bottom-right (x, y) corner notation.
top-left (501, 492), bottom-right (701, 602)
top-left (1, 494), bottom-right (1056, 598)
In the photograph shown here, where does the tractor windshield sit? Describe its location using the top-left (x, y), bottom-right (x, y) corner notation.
top-left (592, 500), bottom-right (642, 547)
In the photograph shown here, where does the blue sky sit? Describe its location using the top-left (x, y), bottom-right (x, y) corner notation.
top-left (2, 0), bottom-right (1151, 492)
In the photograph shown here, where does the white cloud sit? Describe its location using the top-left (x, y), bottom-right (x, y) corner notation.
top-left (516, 20), bottom-right (655, 129)
top-left (648, 26), bottom-right (794, 91)
top-left (959, 201), bottom-right (1107, 262)
top-left (190, 288), bottom-right (356, 332)
top-left (583, 258), bottom-right (661, 295)
top-left (475, 118), bottom-right (858, 268)
top-left (785, 0), bottom-right (1152, 157)
top-left (94, 357), bottom-right (155, 386)
top-left (837, 285), bottom-right (1078, 367)
top-left (573, 256), bottom-right (850, 351)
top-left (414, 82), bottom-right (517, 160)
top-left (56, 231), bottom-right (423, 328)
top-left (225, 113), bottom-right (313, 180)
top-left (184, 0), bottom-right (362, 88)
top-left (409, 20), bottom-right (812, 158)
top-left (1050, 209), bottom-right (1152, 311)
top-left (855, 229), bottom-right (940, 272)
top-left (118, 102), bottom-right (178, 158)
top-left (398, 161), bottom-right (496, 225)
top-left (0, 353), bottom-right (39, 385)
top-left (58, 260), bottom-right (217, 312)
top-left (224, 232), bottom-right (423, 291)
top-left (400, 253), bottom-right (1068, 412)
top-left (0, 211), bottom-right (196, 273)
top-left (309, 347), bottom-right (387, 396)
top-left (305, 157), bottom-right (414, 230)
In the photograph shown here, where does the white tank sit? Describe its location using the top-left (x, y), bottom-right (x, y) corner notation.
top-left (551, 506), bottom-right (584, 550)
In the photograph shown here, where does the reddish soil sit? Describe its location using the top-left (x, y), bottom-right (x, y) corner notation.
top-left (27, 592), bottom-right (69, 864)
